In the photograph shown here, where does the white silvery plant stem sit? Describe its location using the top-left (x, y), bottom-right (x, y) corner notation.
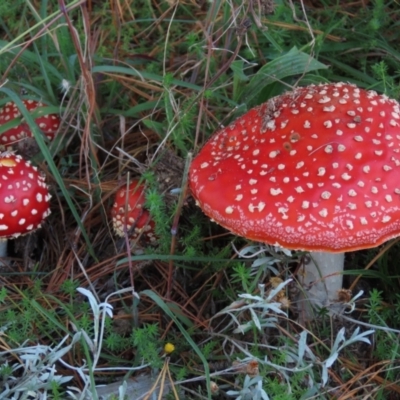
top-left (298, 251), bottom-right (345, 318)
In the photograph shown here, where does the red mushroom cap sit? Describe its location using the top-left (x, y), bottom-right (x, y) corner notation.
top-left (0, 152), bottom-right (51, 238)
top-left (111, 179), bottom-right (156, 243)
top-left (0, 100), bottom-right (60, 147)
top-left (189, 82), bottom-right (400, 252)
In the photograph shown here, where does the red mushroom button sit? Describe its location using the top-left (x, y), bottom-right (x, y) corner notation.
top-left (111, 180), bottom-right (156, 244)
top-left (0, 100), bottom-right (60, 147)
top-left (189, 82), bottom-right (400, 312)
top-left (0, 151), bottom-right (51, 238)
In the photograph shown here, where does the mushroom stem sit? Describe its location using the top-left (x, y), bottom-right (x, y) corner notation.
top-left (0, 239), bottom-right (7, 261)
top-left (299, 251), bottom-right (344, 313)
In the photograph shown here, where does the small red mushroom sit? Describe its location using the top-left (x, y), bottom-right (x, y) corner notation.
top-left (189, 82), bottom-right (400, 314)
top-left (0, 151), bottom-right (51, 259)
top-left (0, 100), bottom-right (60, 147)
top-left (111, 179), bottom-right (156, 244)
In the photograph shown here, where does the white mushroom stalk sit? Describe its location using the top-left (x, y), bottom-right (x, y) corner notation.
top-left (299, 252), bottom-right (345, 315)
top-left (0, 240), bottom-right (7, 261)
top-left (189, 82), bottom-right (400, 319)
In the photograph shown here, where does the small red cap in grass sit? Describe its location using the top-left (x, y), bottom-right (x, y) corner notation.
top-left (0, 152), bottom-right (51, 238)
top-left (111, 179), bottom-right (156, 243)
top-left (0, 100), bottom-right (60, 146)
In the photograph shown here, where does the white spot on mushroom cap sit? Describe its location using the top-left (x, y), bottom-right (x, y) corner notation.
top-left (270, 188), bottom-right (282, 196)
top-left (319, 208), bottom-right (328, 217)
top-left (269, 151), bottom-right (279, 158)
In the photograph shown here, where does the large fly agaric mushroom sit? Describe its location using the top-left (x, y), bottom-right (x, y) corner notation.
top-left (189, 82), bottom-right (400, 313)
top-left (111, 179), bottom-right (156, 244)
top-left (0, 100), bottom-right (60, 147)
top-left (0, 151), bottom-right (51, 260)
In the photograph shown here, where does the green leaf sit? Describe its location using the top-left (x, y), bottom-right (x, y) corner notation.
top-left (230, 60), bottom-right (249, 82)
top-left (143, 119), bottom-right (165, 137)
top-left (242, 47), bottom-right (328, 105)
